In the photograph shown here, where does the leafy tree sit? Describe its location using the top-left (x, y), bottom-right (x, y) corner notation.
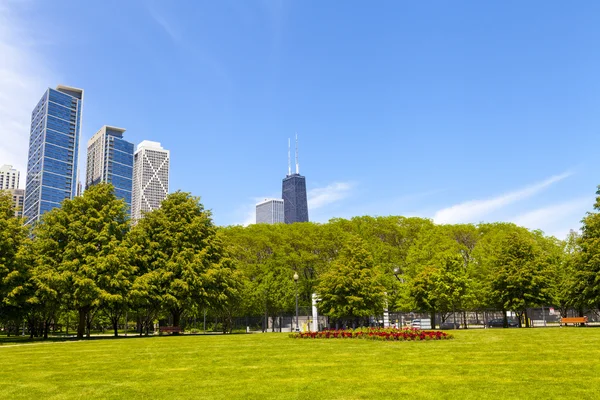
top-left (577, 187), bottom-right (600, 314)
top-left (316, 236), bottom-right (386, 327)
top-left (32, 183), bottom-right (129, 338)
top-left (489, 230), bottom-right (549, 327)
top-left (98, 243), bottom-right (135, 336)
top-left (408, 254), bottom-right (471, 328)
top-left (128, 191), bottom-right (239, 330)
top-left (0, 191), bottom-right (29, 334)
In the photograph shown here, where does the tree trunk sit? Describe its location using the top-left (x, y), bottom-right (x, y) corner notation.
top-left (86, 314), bottom-right (92, 338)
top-left (172, 310), bottom-right (181, 328)
top-left (502, 310), bottom-right (508, 328)
top-left (524, 310), bottom-right (530, 328)
top-left (112, 318), bottom-right (119, 337)
top-left (430, 310), bottom-right (436, 329)
top-left (43, 319), bottom-right (50, 340)
top-left (77, 309), bottom-right (86, 339)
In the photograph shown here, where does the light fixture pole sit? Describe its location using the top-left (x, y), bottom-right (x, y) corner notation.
top-left (294, 272), bottom-right (299, 332)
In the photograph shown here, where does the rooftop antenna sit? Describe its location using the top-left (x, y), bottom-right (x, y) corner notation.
top-left (295, 133), bottom-right (299, 174)
top-left (287, 138), bottom-right (291, 176)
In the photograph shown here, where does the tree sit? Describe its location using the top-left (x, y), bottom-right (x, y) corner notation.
top-left (32, 183), bottom-right (129, 338)
top-left (578, 186), bottom-right (600, 312)
top-left (128, 191), bottom-right (238, 330)
top-left (489, 230), bottom-right (549, 327)
top-left (98, 243), bottom-right (135, 336)
top-left (0, 191), bottom-right (29, 335)
top-left (408, 255), bottom-right (471, 328)
top-left (316, 236), bottom-right (386, 327)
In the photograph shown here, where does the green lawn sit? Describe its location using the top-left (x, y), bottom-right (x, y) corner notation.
top-left (1, 328), bottom-right (599, 399)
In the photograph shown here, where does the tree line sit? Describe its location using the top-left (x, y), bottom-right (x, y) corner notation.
top-left (2, 184), bottom-right (600, 337)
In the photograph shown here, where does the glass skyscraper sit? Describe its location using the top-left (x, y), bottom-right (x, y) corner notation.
top-left (282, 174), bottom-right (309, 224)
top-left (24, 85), bottom-right (83, 225)
top-left (85, 126), bottom-right (134, 213)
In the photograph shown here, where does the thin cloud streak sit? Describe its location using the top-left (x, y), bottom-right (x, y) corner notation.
top-left (433, 171), bottom-right (572, 224)
top-left (148, 6), bottom-right (181, 42)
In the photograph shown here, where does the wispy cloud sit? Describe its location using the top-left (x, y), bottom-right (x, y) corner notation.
top-left (308, 182), bottom-right (354, 210)
top-left (433, 171), bottom-right (572, 224)
top-left (148, 6), bottom-right (181, 42)
top-left (0, 2), bottom-right (54, 185)
top-left (510, 197), bottom-right (591, 239)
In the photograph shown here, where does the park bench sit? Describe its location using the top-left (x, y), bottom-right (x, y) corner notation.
top-left (159, 326), bottom-right (182, 334)
top-left (560, 317), bottom-right (588, 327)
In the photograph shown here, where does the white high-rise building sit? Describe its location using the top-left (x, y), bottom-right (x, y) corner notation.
top-left (131, 141), bottom-right (170, 221)
top-left (0, 165), bottom-right (24, 218)
top-left (0, 165), bottom-right (19, 189)
top-left (256, 198), bottom-right (285, 224)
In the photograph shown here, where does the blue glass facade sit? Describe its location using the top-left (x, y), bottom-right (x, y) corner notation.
top-left (24, 86), bottom-right (83, 225)
top-left (85, 126), bottom-right (134, 214)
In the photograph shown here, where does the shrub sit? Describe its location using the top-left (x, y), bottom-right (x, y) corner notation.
top-left (288, 327), bottom-right (453, 341)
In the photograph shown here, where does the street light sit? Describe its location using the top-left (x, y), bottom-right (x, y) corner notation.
top-left (293, 272), bottom-right (299, 332)
top-left (392, 267), bottom-right (404, 327)
top-left (393, 267), bottom-right (404, 283)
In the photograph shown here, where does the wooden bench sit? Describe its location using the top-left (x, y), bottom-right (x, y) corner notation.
top-left (159, 326), bottom-right (182, 334)
top-left (561, 317), bottom-right (588, 327)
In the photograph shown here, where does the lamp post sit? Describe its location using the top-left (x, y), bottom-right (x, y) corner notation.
top-left (294, 272), bottom-right (299, 332)
top-left (393, 267), bottom-right (404, 327)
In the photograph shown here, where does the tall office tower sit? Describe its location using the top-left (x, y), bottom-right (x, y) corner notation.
top-left (0, 165), bottom-right (19, 189)
top-left (24, 85), bottom-right (83, 225)
top-left (85, 126), bottom-right (134, 212)
top-left (131, 140), bottom-right (170, 221)
top-left (256, 198), bottom-right (285, 224)
top-left (282, 135), bottom-right (309, 224)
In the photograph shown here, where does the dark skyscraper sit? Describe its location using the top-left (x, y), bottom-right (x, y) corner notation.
top-left (282, 135), bottom-right (309, 224)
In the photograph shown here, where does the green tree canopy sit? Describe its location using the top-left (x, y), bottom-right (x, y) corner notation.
top-left (316, 236), bottom-right (386, 326)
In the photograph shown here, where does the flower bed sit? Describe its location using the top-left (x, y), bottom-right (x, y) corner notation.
top-left (289, 327), bottom-right (452, 341)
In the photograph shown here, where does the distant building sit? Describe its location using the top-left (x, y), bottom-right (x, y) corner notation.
top-left (0, 165), bottom-right (24, 218)
top-left (24, 85), bottom-right (83, 225)
top-left (131, 140), bottom-right (170, 221)
top-left (256, 198), bottom-right (285, 224)
top-left (9, 189), bottom-right (25, 218)
top-left (85, 126), bottom-right (134, 212)
top-left (0, 165), bottom-right (19, 189)
top-left (282, 136), bottom-right (309, 224)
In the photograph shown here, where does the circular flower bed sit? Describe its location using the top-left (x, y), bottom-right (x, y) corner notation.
top-left (289, 327), bottom-right (453, 341)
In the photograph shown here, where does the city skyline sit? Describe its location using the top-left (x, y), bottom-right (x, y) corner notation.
top-left (2, 1), bottom-right (600, 238)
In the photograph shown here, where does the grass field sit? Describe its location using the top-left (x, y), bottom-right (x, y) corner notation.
top-left (1, 328), bottom-right (599, 399)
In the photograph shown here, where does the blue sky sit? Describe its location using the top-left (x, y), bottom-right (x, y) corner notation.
top-left (1, 0), bottom-right (599, 238)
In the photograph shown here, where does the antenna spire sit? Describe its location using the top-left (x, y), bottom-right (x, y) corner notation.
top-left (295, 133), bottom-right (299, 174)
top-left (287, 138), bottom-right (291, 176)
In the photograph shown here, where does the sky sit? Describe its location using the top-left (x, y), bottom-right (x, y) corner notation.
top-left (1, 0), bottom-right (599, 238)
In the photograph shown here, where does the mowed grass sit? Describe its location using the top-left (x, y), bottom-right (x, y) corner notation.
top-left (1, 328), bottom-right (599, 399)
